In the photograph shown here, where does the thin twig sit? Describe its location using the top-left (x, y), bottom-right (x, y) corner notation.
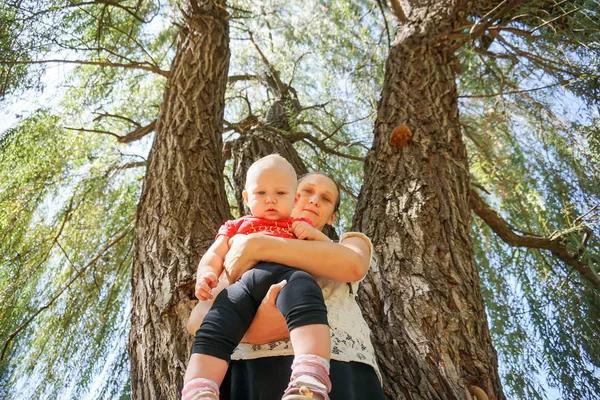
top-left (287, 131), bottom-right (364, 162)
top-left (56, 241), bottom-right (79, 273)
top-left (459, 79), bottom-right (574, 98)
top-left (0, 59), bottom-right (169, 77)
top-left (375, 0), bottom-right (392, 48)
top-left (289, 52), bottom-right (310, 89)
top-left (14, 1), bottom-right (153, 24)
top-left (64, 126), bottom-right (122, 140)
top-left (573, 205), bottom-right (599, 225)
top-left (529, 7), bottom-right (580, 34)
top-left (247, 31), bottom-right (286, 94)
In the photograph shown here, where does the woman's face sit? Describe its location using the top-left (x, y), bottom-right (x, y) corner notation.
top-left (292, 174), bottom-right (338, 230)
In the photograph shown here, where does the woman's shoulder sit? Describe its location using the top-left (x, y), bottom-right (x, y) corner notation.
top-left (339, 231), bottom-right (371, 245)
top-left (339, 232), bottom-right (373, 259)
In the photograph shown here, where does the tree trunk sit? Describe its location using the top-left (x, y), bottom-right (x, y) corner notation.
top-left (352, 2), bottom-right (504, 399)
top-left (128, 2), bottom-right (230, 399)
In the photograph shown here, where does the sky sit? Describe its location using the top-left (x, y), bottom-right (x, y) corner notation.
top-left (0, 64), bottom-right (571, 400)
top-left (1, 62), bottom-right (73, 135)
top-left (1, 5), bottom-right (596, 399)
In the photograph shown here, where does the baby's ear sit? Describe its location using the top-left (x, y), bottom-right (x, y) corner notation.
top-left (294, 192), bottom-right (301, 203)
top-left (242, 190), bottom-right (249, 204)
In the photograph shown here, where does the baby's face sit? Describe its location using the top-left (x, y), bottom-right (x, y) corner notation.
top-left (244, 165), bottom-right (297, 221)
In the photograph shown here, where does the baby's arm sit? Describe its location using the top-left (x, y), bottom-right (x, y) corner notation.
top-left (195, 235), bottom-right (229, 301)
top-left (292, 221), bottom-right (332, 242)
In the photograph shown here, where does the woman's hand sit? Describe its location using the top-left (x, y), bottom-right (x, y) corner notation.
top-left (241, 281), bottom-right (290, 344)
top-left (224, 234), bottom-right (261, 282)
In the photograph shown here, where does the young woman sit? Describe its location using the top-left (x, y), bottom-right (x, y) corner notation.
top-left (186, 172), bottom-right (386, 400)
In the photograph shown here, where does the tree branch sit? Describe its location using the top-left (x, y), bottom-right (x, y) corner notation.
top-left (64, 126), bottom-right (122, 140)
top-left (17, 1), bottom-right (153, 24)
top-left (286, 131), bottom-right (364, 162)
top-left (450, 0), bottom-right (523, 52)
top-left (490, 31), bottom-right (581, 77)
top-left (93, 112), bottom-right (142, 127)
top-left (0, 223), bottom-right (134, 362)
top-left (247, 31), bottom-right (286, 94)
top-left (87, 9), bottom-right (162, 67)
top-left (487, 25), bottom-right (532, 39)
top-left (118, 120), bottom-right (156, 143)
top-left (376, 0), bottom-right (392, 48)
top-left (470, 189), bottom-right (600, 288)
top-left (0, 59), bottom-right (169, 77)
top-left (288, 52), bottom-right (310, 89)
top-left (469, 0), bottom-right (523, 39)
top-left (529, 6), bottom-right (580, 34)
top-left (0, 196), bottom-right (76, 299)
top-left (228, 74), bottom-right (259, 84)
top-left (296, 114), bottom-right (373, 149)
top-left (103, 160), bottom-right (147, 180)
top-left (64, 120), bottom-right (156, 143)
top-left (299, 102), bottom-right (331, 112)
top-left (387, 0), bottom-right (407, 22)
top-left (120, 161), bottom-right (147, 169)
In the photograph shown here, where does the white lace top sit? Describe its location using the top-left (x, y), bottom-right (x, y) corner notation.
top-left (231, 232), bottom-right (382, 381)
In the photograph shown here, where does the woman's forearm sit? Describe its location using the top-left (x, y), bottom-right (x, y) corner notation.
top-left (242, 319), bottom-right (289, 344)
top-left (253, 234), bottom-right (370, 282)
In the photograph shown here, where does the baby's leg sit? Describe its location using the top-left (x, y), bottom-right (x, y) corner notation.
top-left (277, 269), bottom-right (332, 399)
top-left (183, 265), bottom-right (280, 399)
top-left (276, 268), bottom-right (330, 358)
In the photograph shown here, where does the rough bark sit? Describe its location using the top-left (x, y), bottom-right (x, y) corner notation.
top-left (352, 1), bottom-right (504, 399)
top-left (128, 2), bottom-right (230, 399)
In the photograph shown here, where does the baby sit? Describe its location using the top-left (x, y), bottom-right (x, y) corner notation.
top-left (182, 154), bottom-right (333, 400)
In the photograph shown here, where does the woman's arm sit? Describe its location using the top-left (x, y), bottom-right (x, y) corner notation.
top-left (189, 233), bottom-right (372, 344)
top-left (224, 233), bottom-right (371, 283)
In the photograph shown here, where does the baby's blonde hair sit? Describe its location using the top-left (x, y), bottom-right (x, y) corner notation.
top-left (245, 154), bottom-right (297, 189)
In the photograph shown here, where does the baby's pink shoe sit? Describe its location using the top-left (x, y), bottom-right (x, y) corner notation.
top-left (181, 378), bottom-right (219, 400)
top-left (281, 355), bottom-right (331, 400)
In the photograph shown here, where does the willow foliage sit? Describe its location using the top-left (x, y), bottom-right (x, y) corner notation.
top-left (457, 2), bottom-right (600, 396)
top-left (0, 0), bottom-right (599, 399)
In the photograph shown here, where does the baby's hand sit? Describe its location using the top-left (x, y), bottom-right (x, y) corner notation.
top-left (195, 271), bottom-right (219, 301)
top-left (292, 221), bottom-right (329, 241)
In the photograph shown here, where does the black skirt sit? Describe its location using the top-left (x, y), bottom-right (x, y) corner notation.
top-left (220, 355), bottom-right (387, 400)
